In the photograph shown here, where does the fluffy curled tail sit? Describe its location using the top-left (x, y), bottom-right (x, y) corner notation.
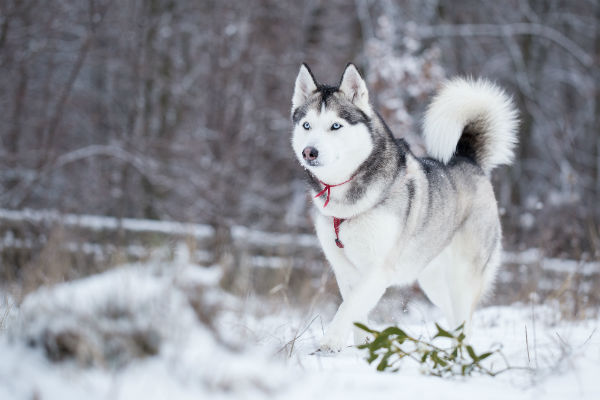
top-left (423, 78), bottom-right (519, 174)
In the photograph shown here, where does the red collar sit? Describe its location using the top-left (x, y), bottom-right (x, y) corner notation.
top-left (314, 175), bottom-right (354, 207)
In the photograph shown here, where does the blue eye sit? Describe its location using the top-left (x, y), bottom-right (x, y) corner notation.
top-left (303, 122), bottom-right (310, 130)
top-left (331, 122), bottom-right (342, 130)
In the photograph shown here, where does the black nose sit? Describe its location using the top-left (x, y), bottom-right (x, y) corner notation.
top-left (302, 146), bottom-right (319, 161)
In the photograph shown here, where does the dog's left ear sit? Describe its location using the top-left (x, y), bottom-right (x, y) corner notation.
top-left (339, 64), bottom-right (371, 114)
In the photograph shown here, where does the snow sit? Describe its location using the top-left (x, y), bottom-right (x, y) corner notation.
top-left (0, 249), bottom-right (599, 399)
top-left (0, 207), bottom-right (320, 256)
top-left (249, 306), bottom-right (600, 400)
top-left (0, 248), bottom-right (288, 399)
top-left (0, 208), bottom-right (215, 239)
top-left (504, 250), bottom-right (600, 276)
top-left (0, 208), bottom-right (321, 248)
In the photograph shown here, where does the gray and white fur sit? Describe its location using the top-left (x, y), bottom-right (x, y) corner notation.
top-left (290, 63), bottom-right (518, 352)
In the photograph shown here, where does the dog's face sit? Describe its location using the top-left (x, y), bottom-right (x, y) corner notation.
top-left (290, 64), bottom-right (374, 184)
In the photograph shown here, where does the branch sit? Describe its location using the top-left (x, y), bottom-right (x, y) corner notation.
top-left (51, 144), bottom-right (157, 173)
top-left (1, 145), bottom-right (164, 208)
top-left (415, 23), bottom-right (594, 69)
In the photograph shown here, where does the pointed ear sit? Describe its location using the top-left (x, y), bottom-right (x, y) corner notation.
top-left (292, 64), bottom-right (317, 111)
top-left (338, 64), bottom-right (371, 114)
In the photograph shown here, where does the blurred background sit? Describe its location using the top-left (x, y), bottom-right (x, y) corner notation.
top-left (0, 0), bottom-right (599, 313)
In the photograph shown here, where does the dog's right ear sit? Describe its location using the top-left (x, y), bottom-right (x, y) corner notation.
top-left (292, 64), bottom-right (317, 111)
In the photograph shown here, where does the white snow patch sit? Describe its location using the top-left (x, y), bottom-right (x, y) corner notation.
top-left (0, 260), bottom-right (290, 399)
top-left (504, 249), bottom-right (599, 276)
top-left (0, 208), bottom-right (215, 239)
top-left (0, 256), bottom-right (599, 399)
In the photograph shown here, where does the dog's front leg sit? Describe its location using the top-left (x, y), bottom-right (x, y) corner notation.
top-left (319, 267), bottom-right (390, 352)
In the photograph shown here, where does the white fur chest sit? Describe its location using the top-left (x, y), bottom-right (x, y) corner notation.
top-left (314, 207), bottom-right (399, 273)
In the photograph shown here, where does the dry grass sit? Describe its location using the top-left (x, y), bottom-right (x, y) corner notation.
top-left (2, 215), bottom-right (598, 334)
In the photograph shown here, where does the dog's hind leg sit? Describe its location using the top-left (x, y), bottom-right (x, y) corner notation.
top-left (419, 246), bottom-right (478, 334)
top-left (446, 228), bottom-right (501, 336)
top-left (445, 258), bottom-right (481, 335)
top-left (418, 245), bottom-right (456, 327)
top-left (419, 231), bottom-right (500, 336)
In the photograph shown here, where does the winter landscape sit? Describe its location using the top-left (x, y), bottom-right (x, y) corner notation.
top-left (1, 1), bottom-right (599, 399)
top-left (1, 235), bottom-right (599, 399)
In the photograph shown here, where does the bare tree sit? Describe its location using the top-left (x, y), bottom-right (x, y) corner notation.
top-left (0, 0), bottom-right (597, 256)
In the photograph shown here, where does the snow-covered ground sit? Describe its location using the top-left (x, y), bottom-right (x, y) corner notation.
top-left (0, 247), bottom-right (599, 399)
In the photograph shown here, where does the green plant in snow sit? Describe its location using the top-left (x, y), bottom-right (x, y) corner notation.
top-left (354, 322), bottom-right (524, 377)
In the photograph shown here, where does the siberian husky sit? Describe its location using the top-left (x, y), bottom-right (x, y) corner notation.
top-left (290, 63), bottom-right (518, 352)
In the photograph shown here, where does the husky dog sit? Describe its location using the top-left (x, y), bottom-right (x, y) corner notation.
top-left (290, 63), bottom-right (518, 352)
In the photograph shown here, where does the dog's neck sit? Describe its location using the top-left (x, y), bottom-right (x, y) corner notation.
top-left (314, 175), bottom-right (357, 208)
top-left (306, 127), bottom-right (404, 219)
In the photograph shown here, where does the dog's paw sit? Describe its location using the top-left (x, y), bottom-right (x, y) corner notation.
top-left (318, 334), bottom-right (347, 353)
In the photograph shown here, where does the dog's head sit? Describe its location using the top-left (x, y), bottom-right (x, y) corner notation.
top-left (290, 64), bottom-right (374, 184)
